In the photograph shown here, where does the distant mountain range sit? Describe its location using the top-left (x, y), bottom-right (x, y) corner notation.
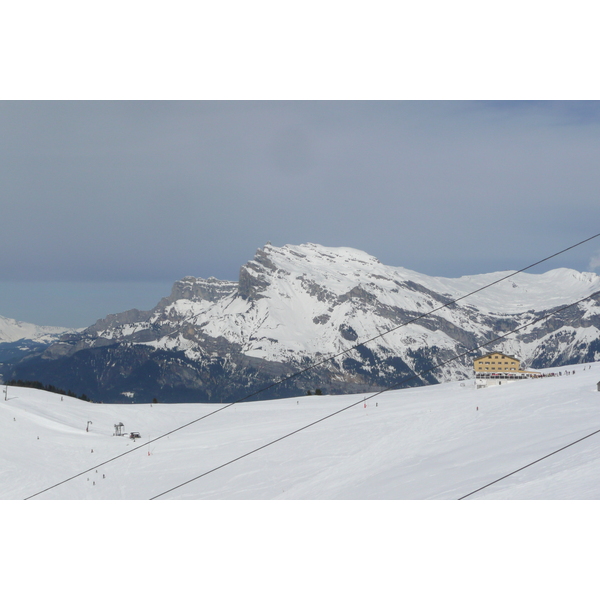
top-left (3, 243), bottom-right (600, 402)
top-left (0, 315), bottom-right (78, 367)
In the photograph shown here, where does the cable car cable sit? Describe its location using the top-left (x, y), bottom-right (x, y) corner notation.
top-left (457, 427), bottom-right (600, 500)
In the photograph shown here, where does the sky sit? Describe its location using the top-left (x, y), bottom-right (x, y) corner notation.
top-left (2, 100), bottom-right (600, 327)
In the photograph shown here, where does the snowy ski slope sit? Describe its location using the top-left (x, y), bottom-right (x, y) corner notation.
top-left (3, 361), bottom-right (600, 500)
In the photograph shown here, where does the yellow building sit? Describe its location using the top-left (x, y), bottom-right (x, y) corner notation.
top-left (474, 352), bottom-right (541, 387)
top-left (474, 352), bottom-right (521, 374)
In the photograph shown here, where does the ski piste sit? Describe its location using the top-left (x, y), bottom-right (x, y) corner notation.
top-left (3, 361), bottom-right (600, 499)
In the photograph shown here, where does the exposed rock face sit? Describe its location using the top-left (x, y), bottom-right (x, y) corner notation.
top-left (159, 277), bottom-right (237, 305)
top-left (10, 243), bottom-right (600, 403)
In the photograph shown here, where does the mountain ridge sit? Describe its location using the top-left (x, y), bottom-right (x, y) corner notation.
top-left (0, 315), bottom-right (80, 370)
top-left (0, 314), bottom-right (77, 345)
top-left (7, 242), bottom-right (600, 402)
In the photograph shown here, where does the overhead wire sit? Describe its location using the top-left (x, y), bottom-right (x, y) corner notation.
top-left (457, 426), bottom-right (600, 500)
top-left (149, 287), bottom-right (600, 499)
top-left (22, 231), bottom-right (600, 499)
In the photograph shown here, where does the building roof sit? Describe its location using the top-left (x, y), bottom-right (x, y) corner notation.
top-left (475, 352), bottom-right (519, 361)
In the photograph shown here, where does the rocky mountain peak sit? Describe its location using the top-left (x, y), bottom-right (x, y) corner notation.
top-left (7, 243), bottom-right (600, 403)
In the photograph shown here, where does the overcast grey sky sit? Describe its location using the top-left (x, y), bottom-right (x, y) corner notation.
top-left (2, 101), bottom-right (600, 327)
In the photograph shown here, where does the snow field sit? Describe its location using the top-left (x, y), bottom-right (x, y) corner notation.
top-left (2, 362), bottom-right (600, 500)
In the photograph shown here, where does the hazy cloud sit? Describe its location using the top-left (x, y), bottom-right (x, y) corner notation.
top-left (589, 251), bottom-right (600, 273)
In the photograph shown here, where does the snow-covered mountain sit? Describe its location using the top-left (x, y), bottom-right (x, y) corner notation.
top-left (0, 315), bottom-right (79, 374)
top-left (9, 243), bottom-right (600, 402)
top-left (0, 314), bottom-right (74, 345)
